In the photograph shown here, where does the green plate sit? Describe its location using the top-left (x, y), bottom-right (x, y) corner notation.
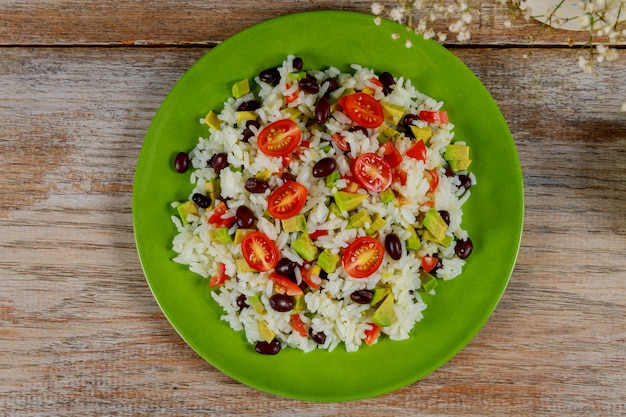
top-left (133, 10), bottom-right (523, 402)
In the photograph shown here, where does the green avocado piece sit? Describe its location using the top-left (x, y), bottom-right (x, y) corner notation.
top-left (380, 188), bottom-right (395, 204)
top-left (248, 293), bottom-right (265, 314)
top-left (419, 271), bottom-right (438, 292)
top-left (176, 200), bottom-right (199, 224)
top-left (334, 191), bottom-right (367, 212)
top-left (234, 228), bottom-right (255, 244)
top-left (259, 320), bottom-right (275, 343)
top-left (292, 294), bottom-right (306, 311)
top-left (317, 249), bottom-right (340, 274)
top-left (444, 144), bottom-right (470, 161)
top-left (292, 233), bottom-right (319, 262)
top-left (204, 110), bottom-right (221, 130)
top-left (282, 213), bottom-right (307, 233)
top-left (365, 213), bottom-right (386, 236)
top-left (410, 126), bottom-right (432, 143)
top-left (381, 101), bottom-right (405, 125)
top-left (328, 202), bottom-right (343, 218)
top-left (232, 79), bottom-right (250, 99)
top-left (377, 123), bottom-right (398, 144)
top-left (370, 286), bottom-right (391, 307)
top-left (347, 209), bottom-right (372, 229)
top-left (236, 257), bottom-right (256, 273)
top-left (371, 292), bottom-right (396, 327)
top-left (448, 158), bottom-right (472, 172)
top-left (209, 227), bottom-right (233, 244)
top-left (406, 224), bottom-right (421, 251)
top-left (422, 230), bottom-right (453, 247)
top-left (325, 171), bottom-right (341, 188)
top-left (287, 71), bottom-right (307, 81)
top-left (423, 208), bottom-right (448, 242)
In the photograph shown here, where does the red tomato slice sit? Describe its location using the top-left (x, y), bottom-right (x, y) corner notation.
top-left (241, 232), bottom-right (279, 272)
top-left (300, 266), bottom-right (322, 290)
top-left (353, 153), bottom-right (392, 193)
top-left (421, 256), bottom-right (439, 273)
top-left (290, 314), bottom-right (308, 337)
top-left (269, 273), bottom-right (304, 295)
top-left (339, 92), bottom-right (384, 128)
top-left (257, 119), bottom-right (301, 157)
top-left (364, 323), bottom-right (381, 346)
top-left (330, 133), bottom-right (350, 152)
top-left (426, 169), bottom-right (439, 193)
top-left (267, 181), bottom-right (308, 220)
top-left (207, 201), bottom-right (237, 228)
top-left (419, 110), bottom-right (449, 124)
top-left (209, 262), bottom-right (229, 287)
top-left (342, 236), bottom-right (385, 278)
top-left (406, 139), bottom-right (427, 162)
top-left (380, 141), bottom-right (403, 168)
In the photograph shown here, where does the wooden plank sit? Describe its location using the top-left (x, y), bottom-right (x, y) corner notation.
top-left (1, 0), bottom-right (622, 46)
top-left (0, 46), bottom-right (624, 415)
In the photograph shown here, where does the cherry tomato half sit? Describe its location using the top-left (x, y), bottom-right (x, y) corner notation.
top-left (257, 119), bottom-right (301, 157)
top-left (421, 256), bottom-right (439, 273)
top-left (241, 232), bottom-right (279, 272)
top-left (342, 236), bottom-right (385, 278)
top-left (269, 273), bottom-right (303, 295)
top-left (353, 152), bottom-right (392, 193)
top-left (290, 313), bottom-right (308, 337)
top-left (418, 110), bottom-right (449, 124)
top-left (267, 181), bottom-right (308, 220)
top-left (339, 92), bottom-right (385, 129)
top-left (364, 323), bottom-right (381, 346)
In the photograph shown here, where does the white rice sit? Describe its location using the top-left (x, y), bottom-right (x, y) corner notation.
top-left (172, 56), bottom-right (475, 353)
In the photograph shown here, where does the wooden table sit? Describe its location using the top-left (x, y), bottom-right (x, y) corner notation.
top-left (2, 1), bottom-right (625, 415)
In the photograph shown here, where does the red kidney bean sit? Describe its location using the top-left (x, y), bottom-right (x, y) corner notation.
top-left (275, 258), bottom-right (297, 278)
top-left (439, 210), bottom-right (451, 225)
top-left (244, 178), bottom-right (269, 193)
top-left (212, 153), bottom-right (229, 174)
top-left (379, 71), bottom-right (395, 94)
top-left (259, 68), bottom-right (280, 86)
top-left (174, 152), bottom-right (190, 173)
top-left (269, 294), bottom-right (294, 312)
top-left (192, 193), bottom-right (211, 209)
top-left (403, 114), bottom-right (419, 127)
top-left (315, 97), bottom-right (331, 124)
top-left (458, 174), bottom-right (472, 190)
top-left (385, 233), bottom-right (403, 260)
top-left (299, 77), bottom-right (319, 94)
top-left (292, 57), bottom-right (304, 71)
top-left (350, 289), bottom-right (374, 304)
top-left (236, 294), bottom-right (248, 310)
top-left (236, 205), bottom-right (256, 229)
top-left (455, 237), bottom-right (473, 259)
top-left (237, 101), bottom-right (260, 112)
top-left (324, 78), bottom-right (339, 96)
top-left (309, 328), bottom-right (326, 345)
top-left (242, 120), bottom-right (260, 142)
top-left (312, 157), bottom-right (336, 178)
top-left (255, 339), bottom-right (281, 355)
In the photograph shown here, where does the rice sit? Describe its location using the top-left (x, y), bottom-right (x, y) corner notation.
top-left (171, 55), bottom-right (475, 354)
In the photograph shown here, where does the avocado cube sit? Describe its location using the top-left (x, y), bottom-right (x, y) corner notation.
top-left (248, 293), bottom-right (265, 314)
top-left (347, 210), bottom-right (372, 229)
top-left (292, 294), bottom-right (306, 311)
top-left (237, 111), bottom-right (257, 126)
top-left (380, 188), bottom-right (395, 204)
top-left (422, 230), bottom-right (453, 247)
top-left (236, 257), bottom-right (256, 273)
top-left (448, 158), bottom-right (472, 172)
top-left (232, 79), bottom-right (250, 99)
top-left (419, 271), bottom-right (438, 292)
top-left (381, 101), bottom-right (405, 125)
top-left (410, 126), bottom-right (432, 143)
top-left (292, 233), bottom-right (319, 262)
top-left (259, 320), bottom-right (275, 343)
top-left (406, 224), bottom-right (421, 251)
top-left (325, 171), bottom-right (341, 188)
top-left (282, 213), bottom-right (307, 233)
top-left (370, 286), bottom-right (391, 307)
top-left (318, 249), bottom-right (340, 274)
top-left (328, 202), bottom-right (343, 218)
top-left (371, 292), bottom-right (396, 327)
top-left (444, 144), bottom-right (470, 161)
top-left (423, 208), bottom-right (448, 242)
top-left (377, 123), bottom-right (397, 144)
top-left (234, 228), bottom-right (255, 244)
top-left (176, 200), bottom-right (199, 224)
top-left (364, 213), bottom-right (386, 235)
top-left (209, 227), bottom-right (233, 245)
top-left (334, 191), bottom-right (367, 212)
top-left (204, 110), bottom-right (221, 130)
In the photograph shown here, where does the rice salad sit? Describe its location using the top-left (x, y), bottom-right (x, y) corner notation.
top-left (171, 55), bottom-right (475, 355)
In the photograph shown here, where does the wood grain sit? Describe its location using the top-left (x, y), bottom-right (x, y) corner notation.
top-left (1, 44), bottom-right (624, 415)
top-left (1, 0), bottom-right (624, 47)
